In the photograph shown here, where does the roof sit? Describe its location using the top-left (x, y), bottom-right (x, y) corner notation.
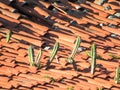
top-left (0, 0), bottom-right (120, 89)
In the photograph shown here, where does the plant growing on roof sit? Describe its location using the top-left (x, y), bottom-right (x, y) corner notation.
top-left (109, 54), bottom-right (120, 59)
top-left (6, 31), bottom-right (12, 43)
top-left (114, 67), bottom-right (120, 84)
top-left (90, 44), bottom-right (97, 75)
top-left (42, 75), bottom-right (56, 83)
top-left (67, 86), bottom-right (74, 90)
top-left (98, 87), bottom-right (103, 90)
top-left (86, 52), bottom-right (105, 60)
top-left (67, 36), bottom-right (81, 71)
top-left (45, 42), bottom-right (59, 70)
top-left (28, 46), bottom-right (42, 68)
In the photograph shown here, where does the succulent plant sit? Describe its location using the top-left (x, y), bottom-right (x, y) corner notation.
top-left (67, 36), bottom-right (81, 71)
top-left (34, 48), bottom-right (42, 68)
top-left (6, 31), bottom-right (12, 43)
top-left (28, 46), bottom-right (42, 68)
top-left (28, 46), bottom-right (34, 66)
top-left (114, 67), bottom-right (120, 84)
top-left (70, 36), bottom-right (81, 58)
top-left (90, 44), bottom-right (96, 75)
top-left (45, 42), bottom-right (59, 70)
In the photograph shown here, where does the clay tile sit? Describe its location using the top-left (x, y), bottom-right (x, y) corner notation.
top-left (39, 1), bottom-right (51, 8)
top-left (15, 66), bottom-right (28, 73)
top-left (0, 8), bottom-right (21, 19)
top-left (53, 23), bottom-right (90, 39)
top-left (19, 73), bottom-right (51, 84)
top-left (13, 76), bottom-right (36, 87)
top-left (21, 24), bottom-right (43, 36)
top-left (34, 6), bottom-right (50, 18)
top-left (0, 13), bottom-right (20, 26)
top-left (12, 33), bottom-right (44, 47)
top-left (82, 17), bottom-right (99, 25)
top-left (17, 49), bottom-right (27, 57)
top-left (33, 87), bottom-right (47, 90)
top-left (0, 61), bottom-right (16, 67)
top-left (0, 76), bottom-right (10, 82)
top-left (0, 22), bottom-right (3, 26)
top-left (0, 80), bottom-right (12, 89)
top-left (102, 26), bottom-right (120, 35)
top-left (0, 0), bottom-right (120, 89)
top-left (0, 2), bottom-right (16, 12)
top-left (9, 80), bottom-right (20, 88)
top-left (48, 30), bottom-right (76, 43)
top-left (15, 56), bottom-right (29, 64)
top-left (89, 12), bottom-right (118, 25)
top-left (17, 0), bottom-right (27, 6)
top-left (20, 19), bottom-right (49, 32)
top-left (94, 77), bottom-right (113, 88)
top-left (0, 66), bottom-right (12, 76)
top-left (0, 0), bottom-right (15, 5)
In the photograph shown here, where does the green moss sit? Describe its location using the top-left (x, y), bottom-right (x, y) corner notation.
top-left (109, 54), bottom-right (120, 59)
top-left (67, 86), bottom-right (74, 90)
top-left (43, 75), bottom-right (56, 83)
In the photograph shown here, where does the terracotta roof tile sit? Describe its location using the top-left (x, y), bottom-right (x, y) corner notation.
top-left (0, 0), bottom-right (120, 89)
top-left (12, 76), bottom-right (38, 88)
top-left (0, 81), bottom-right (12, 89)
top-left (20, 19), bottom-right (49, 32)
top-left (0, 8), bottom-right (21, 19)
top-left (0, 2), bottom-right (16, 12)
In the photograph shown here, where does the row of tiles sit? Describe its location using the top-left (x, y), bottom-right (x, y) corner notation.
top-left (0, 0), bottom-right (120, 89)
top-left (0, 66), bottom-right (120, 90)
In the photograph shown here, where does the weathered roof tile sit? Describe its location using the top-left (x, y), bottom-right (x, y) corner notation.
top-left (0, 0), bottom-right (120, 89)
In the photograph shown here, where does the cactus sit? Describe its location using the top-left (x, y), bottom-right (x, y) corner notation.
top-left (46, 42), bottom-right (59, 70)
top-left (70, 36), bottom-right (81, 58)
top-left (114, 67), bottom-right (120, 84)
top-left (28, 46), bottom-right (42, 68)
top-left (28, 46), bottom-right (34, 66)
top-left (6, 31), bottom-right (12, 43)
top-left (34, 48), bottom-right (42, 68)
top-left (67, 36), bottom-right (81, 71)
top-left (90, 44), bottom-right (96, 75)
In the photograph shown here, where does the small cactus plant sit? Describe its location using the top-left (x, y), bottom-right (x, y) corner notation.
top-left (114, 67), bottom-right (120, 84)
top-left (67, 36), bottom-right (81, 71)
top-left (90, 44), bottom-right (96, 75)
top-left (45, 42), bottom-right (59, 70)
top-left (28, 46), bottom-right (42, 68)
top-left (6, 31), bottom-right (12, 43)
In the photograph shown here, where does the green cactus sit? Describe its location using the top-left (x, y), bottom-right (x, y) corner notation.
top-left (6, 31), bottom-right (12, 43)
top-left (28, 46), bottom-right (42, 68)
top-left (67, 36), bottom-right (81, 71)
top-left (114, 67), bottom-right (120, 84)
top-left (70, 36), bottom-right (81, 58)
top-left (28, 46), bottom-right (34, 66)
top-left (90, 44), bottom-right (96, 75)
top-left (35, 48), bottom-right (42, 68)
top-left (46, 42), bottom-right (59, 70)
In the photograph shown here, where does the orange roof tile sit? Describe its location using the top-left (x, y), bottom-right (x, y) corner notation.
top-left (0, 0), bottom-right (120, 89)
